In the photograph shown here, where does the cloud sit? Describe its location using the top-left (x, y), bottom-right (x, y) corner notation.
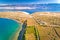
top-left (0, 6), bottom-right (36, 10)
top-left (0, 3), bottom-right (37, 10)
top-left (56, 0), bottom-right (60, 3)
top-left (0, 4), bottom-right (10, 6)
top-left (0, 7), bottom-right (14, 9)
top-left (14, 7), bottom-right (36, 9)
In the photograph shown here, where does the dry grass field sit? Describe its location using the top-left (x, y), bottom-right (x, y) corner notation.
top-left (0, 12), bottom-right (31, 23)
top-left (32, 12), bottom-right (60, 40)
top-left (0, 12), bottom-right (31, 40)
top-left (0, 12), bottom-right (60, 40)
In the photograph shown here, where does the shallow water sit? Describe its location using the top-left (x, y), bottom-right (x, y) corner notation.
top-left (0, 18), bottom-right (20, 40)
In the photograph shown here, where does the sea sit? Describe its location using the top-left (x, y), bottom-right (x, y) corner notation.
top-left (0, 18), bottom-right (20, 40)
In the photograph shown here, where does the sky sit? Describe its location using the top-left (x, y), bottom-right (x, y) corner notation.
top-left (0, 0), bottom-right (60, 13)
top-left (0, 0), bottom-right (60, 4)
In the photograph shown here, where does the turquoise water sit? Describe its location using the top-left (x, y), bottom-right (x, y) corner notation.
top-left (0, 18), bottom-right (20, 40)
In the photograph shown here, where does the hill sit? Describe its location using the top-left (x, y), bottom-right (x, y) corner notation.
top-left (31, 12), bottom-right (60, 40)
top-left (0, 11), bottom-right (32, 23)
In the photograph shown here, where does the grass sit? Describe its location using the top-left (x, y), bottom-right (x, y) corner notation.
top-left (1, 12), bottom-right (60, 40)
top-left (24, 26), bottom-right (40, 40)
top-left (25, 26), bottom-right (36, 40)
top-left (26, 26), bottom-right (35, 34)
